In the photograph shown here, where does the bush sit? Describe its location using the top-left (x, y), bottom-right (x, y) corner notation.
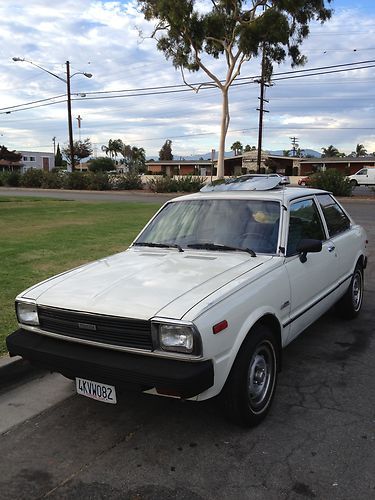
top-left (308, 169), bottom-right (352, 197)
top-left (111, 172), bottom-right (143, 190)
top-left (41, 171), bottom-right (63, 189)
top-left (61, 172), bottom-right (90, 190)
top-left (0, 172), bottom-right (8, 186)
top-left (20, 169), bottom-right (44, 188)
top-left (147, 175), bottom-right (206, 193)
top-left (5, 171), bottom-right (21, 187)
top-left (86, 172), bottom-right (110, 191)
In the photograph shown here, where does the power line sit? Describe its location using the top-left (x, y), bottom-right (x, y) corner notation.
top-left (3, 58), bottom-right (375, 114)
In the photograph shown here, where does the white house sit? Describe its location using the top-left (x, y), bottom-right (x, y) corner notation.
top-left (20, 151), bottom-right (55, 172)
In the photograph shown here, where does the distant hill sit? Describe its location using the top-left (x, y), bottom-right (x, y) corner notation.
top-left (167, 149), bottom-right (321, 161)
top-left (268, 149), bottom-right (321, 158)
top-left (147, 149), bottom-right (321, 161)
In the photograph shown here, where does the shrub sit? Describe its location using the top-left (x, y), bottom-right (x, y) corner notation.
top-left (61, 172), bottom-right (90, 190)
top-left (111, 172), bottom-right (143, 190)
top-left (6, 171), bottom-right (21, 187)
top-left (20, 169), bottom-right (44, 188)
top-left (86, 172), bottom-right (110, 191)
top-left (174, 176), bottom-right (206, 192)
top-left (41, 171), bottom-right (63, 189)
top-left (147, 175), bottom-right (205, 193)
top-left (0, 172), bottom-right (8, 186)
top-left (308, 169), bottom-right (352, 197)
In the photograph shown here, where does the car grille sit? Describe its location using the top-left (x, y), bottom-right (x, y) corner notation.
top-left (37, 306), bottom-right (153, 351)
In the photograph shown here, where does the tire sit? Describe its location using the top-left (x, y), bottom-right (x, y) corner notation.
top-left (336, 264), bottom-right (364, 319)
top-left (350, 180), bottom-right (358, 187)
top-left (222, 324), bottom-right (279, 427)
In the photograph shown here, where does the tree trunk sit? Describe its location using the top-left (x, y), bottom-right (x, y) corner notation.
top-left (217, 88), bottom-right (230, 179)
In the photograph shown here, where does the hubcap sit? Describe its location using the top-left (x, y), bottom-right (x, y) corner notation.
top-left (352, 271), bottom-right (362, 311)
top-left (247, 342), bottom-right (275, 411)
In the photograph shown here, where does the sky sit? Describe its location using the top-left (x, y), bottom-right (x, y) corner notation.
top-left (1, 0), bottom-right (375, 159)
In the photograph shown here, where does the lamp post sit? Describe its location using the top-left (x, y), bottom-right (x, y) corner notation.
top-left (12, 58), bottom-right (92, 171)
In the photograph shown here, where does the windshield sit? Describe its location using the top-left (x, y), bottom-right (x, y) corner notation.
top-left (135, 199), bottom-right (281, 254)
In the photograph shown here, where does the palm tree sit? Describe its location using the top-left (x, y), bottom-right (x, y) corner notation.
top-left (355, 143), bottom-right (367, 157)
top-left (231, 141), bottom-right (243, 156)
top-left (321, 145), bottom-right (340, 158)
top-left (101, 139), bottom-right (124, 164)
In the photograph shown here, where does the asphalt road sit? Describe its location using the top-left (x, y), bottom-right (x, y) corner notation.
top-left (0, 193), bottom-right (374, 499)
top-left (0, 187), bottom-right (176, 204)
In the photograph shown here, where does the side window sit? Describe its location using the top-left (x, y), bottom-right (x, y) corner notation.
top-left (317, 194), bottom-right (350, 237)
top-left (287, 199), bottom-right (325, 256)
top-left (356, 169), bottom-right (367, 175)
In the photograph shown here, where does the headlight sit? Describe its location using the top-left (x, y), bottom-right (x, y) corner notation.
top-left (16, 301), bottom-right (39, 326)
top-left (152, 321), bottom-right (201, 355)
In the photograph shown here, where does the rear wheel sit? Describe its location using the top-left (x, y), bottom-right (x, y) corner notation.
top-left (336, 264), bottom-right (364, 319)
top-left (222, 324), bottom-right (279, 427)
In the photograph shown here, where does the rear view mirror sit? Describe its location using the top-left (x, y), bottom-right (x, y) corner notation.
top-left (296, 238), bottom-right (322, 263)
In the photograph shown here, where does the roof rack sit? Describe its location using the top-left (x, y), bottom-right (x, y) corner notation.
top-left (200, 175), bottom-right (282, 192)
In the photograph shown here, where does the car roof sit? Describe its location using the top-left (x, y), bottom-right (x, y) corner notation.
top-left (172, 186), bottom-right (327, 204)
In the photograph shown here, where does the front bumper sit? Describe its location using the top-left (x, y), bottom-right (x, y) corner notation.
top-left (6, 330), bottom-right (214, 399)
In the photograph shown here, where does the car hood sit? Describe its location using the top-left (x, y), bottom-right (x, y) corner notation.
top-left (20, 248), bottom-right (273, 321)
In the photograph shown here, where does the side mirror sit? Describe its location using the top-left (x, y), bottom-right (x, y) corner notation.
top-left (296, 238), bottom-right (322, 263)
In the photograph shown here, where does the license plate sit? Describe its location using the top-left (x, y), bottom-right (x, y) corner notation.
top-left (76, 377), bottom-right (117, 404)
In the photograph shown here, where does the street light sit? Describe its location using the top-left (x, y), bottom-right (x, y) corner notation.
top-left (12, 57), bottom-right (92, 171)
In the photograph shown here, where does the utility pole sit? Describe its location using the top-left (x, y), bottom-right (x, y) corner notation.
top-left (12, 57), bottom-right (92, 173)
top-left (290, 137), bottom-right (299, 157)
top-left (256, 43), bottom-right (270, 173)
top-left (52, 136), bottom-right (56, 156)
top-left (66, 61), bottom-right (75, 172)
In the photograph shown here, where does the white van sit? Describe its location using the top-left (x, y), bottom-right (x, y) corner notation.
top-left (348, 167), bottom-right (375, 186)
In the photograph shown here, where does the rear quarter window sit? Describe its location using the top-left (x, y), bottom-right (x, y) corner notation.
top-left (317, 194), bottom-right (350, 237)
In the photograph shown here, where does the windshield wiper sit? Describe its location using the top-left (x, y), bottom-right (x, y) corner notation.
top-left (187, 243), bottom-right (256, 257)
top-left (133, 242), bottom-right (184, 252)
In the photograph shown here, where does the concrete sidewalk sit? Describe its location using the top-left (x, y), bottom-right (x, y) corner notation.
top-left (0, 354), bottom-right (44, 392)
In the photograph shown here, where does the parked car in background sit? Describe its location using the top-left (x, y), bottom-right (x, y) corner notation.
top-left (298, 176), bottom-right (312, 186)
top-left (7, 179), bottom-right (367, 427)
top-left (348, 167), bottom-right (375, 186)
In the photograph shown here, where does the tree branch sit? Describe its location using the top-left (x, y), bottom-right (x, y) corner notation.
top-left (179, 67), bottom-right (218, 92)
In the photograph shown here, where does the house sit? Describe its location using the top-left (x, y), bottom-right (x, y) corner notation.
top-left (20, 151), bottom-right (55, 172)
top-left (146, 160), bottom-right (213, 176)
top-left (297, 156), bottom-right (375, 176)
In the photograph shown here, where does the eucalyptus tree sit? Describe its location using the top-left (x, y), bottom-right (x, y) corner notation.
top-left (139, 0), bottom-right (332, 177)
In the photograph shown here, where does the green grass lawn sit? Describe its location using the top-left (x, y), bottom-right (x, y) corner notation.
top-left (0, 196), bottom-right (162, 354)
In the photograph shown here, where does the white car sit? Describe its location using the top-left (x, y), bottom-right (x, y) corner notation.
top-left (7, 180), bottom-right (367, 427)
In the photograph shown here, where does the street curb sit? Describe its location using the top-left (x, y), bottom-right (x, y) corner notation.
top-left (0, 355), bottom-right (44, 392)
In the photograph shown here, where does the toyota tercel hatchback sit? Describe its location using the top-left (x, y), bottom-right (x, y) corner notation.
top-left (7, 178), bottom-right (367, 426)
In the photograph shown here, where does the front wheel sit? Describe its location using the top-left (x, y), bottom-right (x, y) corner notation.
top-left (221, 324), bottom-right (279, 427)
top-left (336, 264), bottom-right (364, 319)
top-left (350, 180), bottom-right (358, 187)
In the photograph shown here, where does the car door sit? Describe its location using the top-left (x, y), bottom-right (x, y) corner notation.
top-left (315, 193), bottom-right (354, 285)
top-left (284, 197), bottom-right (339, 342)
